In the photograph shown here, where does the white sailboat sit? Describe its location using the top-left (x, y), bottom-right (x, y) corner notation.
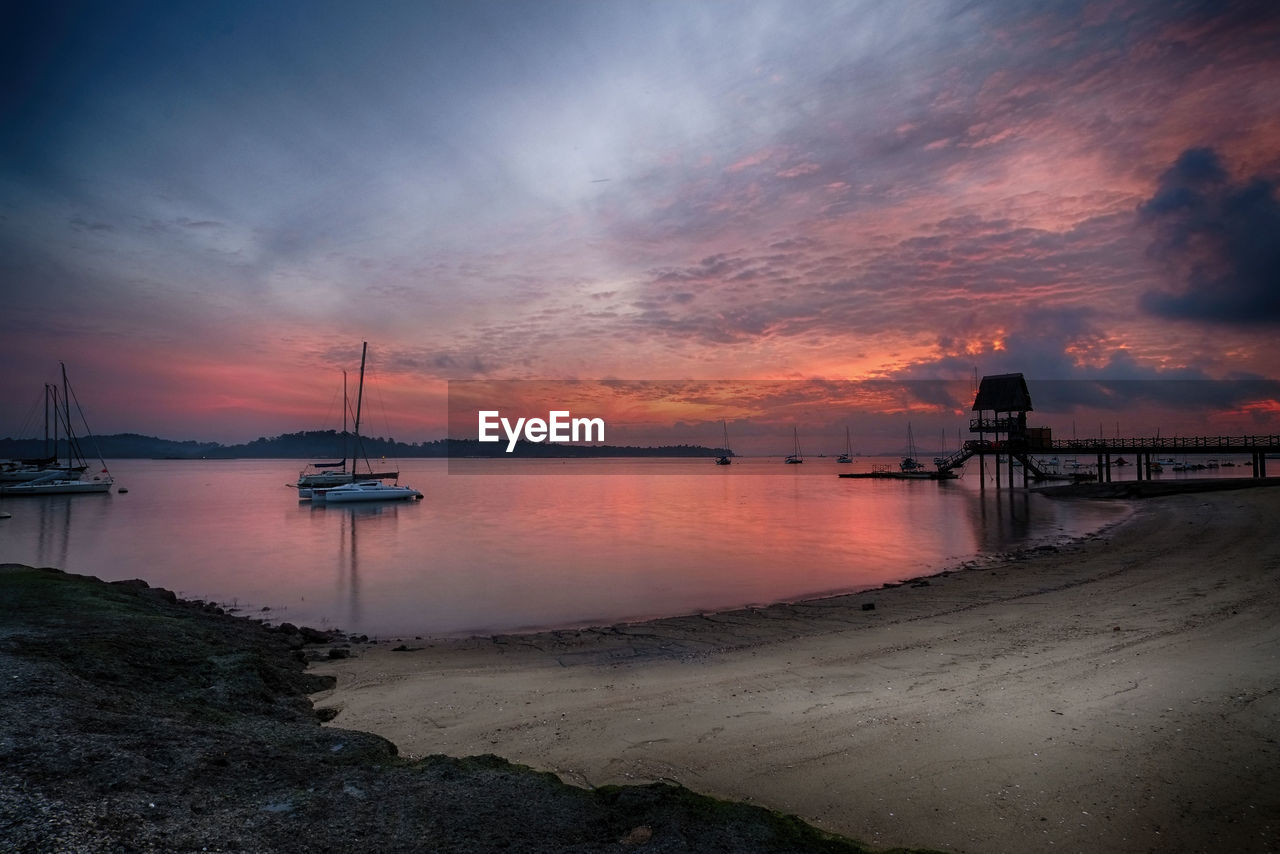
top-left (1, 383), bottom-right (82, 482)
top-left (0, 364), bottom-right (113, 496)
top-left (296, 352), bottom-right (399, 492)
top-left (312, 480), bottom-right (423, 503)
top-left (298, 342), bottom-right (420, 504)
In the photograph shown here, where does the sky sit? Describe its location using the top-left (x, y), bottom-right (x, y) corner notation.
top-left (3, 0), bottom-right (1278, 451)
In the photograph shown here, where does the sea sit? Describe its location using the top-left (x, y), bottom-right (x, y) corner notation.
top-left (5, 454), bottom-right (1240, 639)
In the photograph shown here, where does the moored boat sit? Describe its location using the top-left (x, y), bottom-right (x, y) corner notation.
top-left (836, 426), bottom-right (853, 464)
top-left (785, 426), bottom-right (804, 463)
top-left (295, 343), bottom-right (405, 500)
top-left (311, 480), bottom-right (423, 503)
top-left (899, 422), bottom-right (926, 472)
top-left (0, 364), bottom-right (113, 496)
top-left (1, 470), bottom-right (112, 495)
top-left (715, 420), bottom-right (732, 465)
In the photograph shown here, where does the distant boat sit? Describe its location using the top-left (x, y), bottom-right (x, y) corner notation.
top-left (0, 364), bottom-right (113, 496)
top-left (715, 420), bottom-right (732, 465)
top-left (899, 422), bottom-right (926, 473)
top-left (836, 426), bottom-right (853, 464)
top-left (842, 427), bottom-right (959, 479)
top-left (296, 343), bottom-right (402, 498)
top-left (310, 480), bottom-right (422, 504)
top-left (785, 426), bottom-right (804, 463)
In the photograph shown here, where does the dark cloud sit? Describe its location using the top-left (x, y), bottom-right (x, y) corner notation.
top-left (1138, 147), bottom-right (1280, 324)
top-left (1027, 378), bottom-right (1280, 416)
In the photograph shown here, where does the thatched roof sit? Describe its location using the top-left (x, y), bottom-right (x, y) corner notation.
top-left (972, 373), bottom-right (1033, 412)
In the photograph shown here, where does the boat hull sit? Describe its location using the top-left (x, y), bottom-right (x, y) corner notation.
top-left (311, 481), bottom-right (422, 503)
top-left (0, 478), bottom-right (113, 495)
top-left (0, 466), bottom-right (83, 483)
top-left (296, 469), bottom-right (400, 489)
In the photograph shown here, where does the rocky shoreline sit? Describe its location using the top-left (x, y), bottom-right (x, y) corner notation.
top-left (0, 564), bottom-right (933, 853)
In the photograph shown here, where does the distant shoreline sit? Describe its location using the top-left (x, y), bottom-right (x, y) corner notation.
top-left (0, 432), bottom-right (727, 460)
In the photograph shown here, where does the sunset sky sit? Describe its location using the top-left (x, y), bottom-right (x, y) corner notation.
top-left (3, 0), bottom-right (1278, 451)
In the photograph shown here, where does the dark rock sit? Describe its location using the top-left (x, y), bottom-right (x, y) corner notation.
top-left (0, 563), bottom-right (902, 854)
top-left (298, 626), bottom-right (334, 644)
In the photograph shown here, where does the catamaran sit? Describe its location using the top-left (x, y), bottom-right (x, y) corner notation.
top-left (295, 342), bottom-right (420, 504)
top-left (310, 480), bottom-right (423, 503)
top-left (296, 357), bottom-right (399, 492)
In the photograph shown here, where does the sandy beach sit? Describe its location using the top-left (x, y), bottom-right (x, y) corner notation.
top-left (312, 485), bottom-right (1280, 853)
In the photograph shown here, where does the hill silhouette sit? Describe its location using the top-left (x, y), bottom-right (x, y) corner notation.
top-left (0, 431), bottom-right (730, 460)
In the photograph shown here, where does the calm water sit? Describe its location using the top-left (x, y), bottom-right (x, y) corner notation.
top-left (0, 457), bottom-right (1155, 637)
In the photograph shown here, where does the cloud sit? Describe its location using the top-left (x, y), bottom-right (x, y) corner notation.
top-left (1138, 147), bottom-right (1280, 324)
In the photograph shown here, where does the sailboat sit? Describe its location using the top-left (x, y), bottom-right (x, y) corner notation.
top-left (715, 420), bottom-right (732, 465)
top-left (0, 364), bottom-right (113, 495)
top-left (295, 370), bottom-right (396, 490)
top-left (296, 344), bottom-right (400, 496)
top-left (298, 342), bottom-right (421, 504)
top-left (836, 426), bottom-right (853, 464)
top-left (0, 383), bottom-right (83, 483)
top-left (785, 426), bottom-right (804, 463)
top-left (899, 422), bottom-right (926, 473)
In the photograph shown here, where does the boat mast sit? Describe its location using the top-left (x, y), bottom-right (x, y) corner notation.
top-left (45, 383), bottom-right (54, 459)
top-left (62, 363), bottom-right (71, 465)
top-left (353, 342), bottom-right (368, 472)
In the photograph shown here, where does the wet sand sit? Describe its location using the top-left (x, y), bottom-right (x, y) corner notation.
top-left (312, 485), bottom-right (1280, 853)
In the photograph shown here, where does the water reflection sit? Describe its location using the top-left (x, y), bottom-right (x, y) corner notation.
top-left (302, 502), bottom-right (404, 629)
top-left (0, 460), bottom-right (1127, 637)
top-left (7, 494), bottom-right (114, 571)
top-left (972, 487), bottom-right (1036, 553)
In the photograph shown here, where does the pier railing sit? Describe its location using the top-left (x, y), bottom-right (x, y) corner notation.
top-left (937, 434), bottom-right (1277, 481)
top-left (1048, 435), bottom-right (1280, 453)
top-left (969, 416), bottom-right (1021, 433)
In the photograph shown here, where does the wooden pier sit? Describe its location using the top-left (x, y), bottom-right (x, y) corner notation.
top-left (931, 374), bottom-right (1280, 487)
top-left (1039, 436), bottom-right (1278, 482)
